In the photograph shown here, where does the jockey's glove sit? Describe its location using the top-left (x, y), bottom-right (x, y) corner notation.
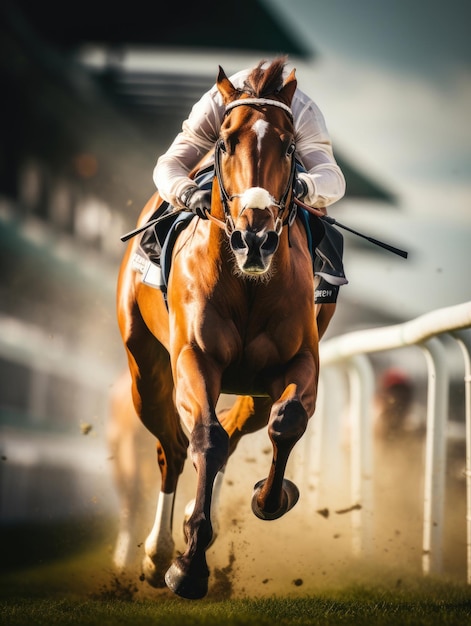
top-left (181, 186), bottom-right (211, 219)
top-left (294, 177), bottom-right (308, 201)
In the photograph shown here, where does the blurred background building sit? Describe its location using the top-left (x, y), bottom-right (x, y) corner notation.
top-left (0, 0), bottom-right (469, 532)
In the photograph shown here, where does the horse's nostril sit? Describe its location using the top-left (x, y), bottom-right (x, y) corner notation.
top-left (231, 229), bottom-right (279, 260)
top-left (260, 231), bottom-right (279, 255)
top-left (230, 230), bottom-right (247, 252)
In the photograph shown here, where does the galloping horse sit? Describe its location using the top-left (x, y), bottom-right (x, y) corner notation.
top-left (117, 58), bottom-right (328, 599)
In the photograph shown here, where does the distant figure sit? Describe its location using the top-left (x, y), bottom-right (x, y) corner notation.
top-left (373, 368), bottom-right (417, 441)
top-left (372, 367), bottom-right (425, 564)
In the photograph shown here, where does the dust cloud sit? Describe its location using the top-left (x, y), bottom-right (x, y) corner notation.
top-left (105, 393), bottom-right (467, 600)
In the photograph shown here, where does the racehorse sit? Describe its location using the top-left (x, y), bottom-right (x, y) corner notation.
top-left (116, 58), bottom-right (332, 599)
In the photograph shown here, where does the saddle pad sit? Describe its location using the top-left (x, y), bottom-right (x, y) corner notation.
top-left (160, 213), bottom-right (196, 290)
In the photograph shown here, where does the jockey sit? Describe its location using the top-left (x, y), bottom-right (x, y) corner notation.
top-left (152, 59), bottom-right (348, 336)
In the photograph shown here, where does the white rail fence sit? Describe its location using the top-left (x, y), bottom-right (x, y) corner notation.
top-left (313, 301), bottom-right (471, 582)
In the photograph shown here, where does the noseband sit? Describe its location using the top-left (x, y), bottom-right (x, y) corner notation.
top-left (206, 98), bottom-right (298, 236)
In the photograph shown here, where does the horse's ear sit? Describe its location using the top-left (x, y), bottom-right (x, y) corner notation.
top-left (278, 68), bottom-right (297, 105)
top-left (217, 65), bottom-right (239, 104)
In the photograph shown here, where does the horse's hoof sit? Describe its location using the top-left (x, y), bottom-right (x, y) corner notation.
top-left (165, 562), bottom-right (209, 600)
top-left (251, 478), bottom-right (300, 520)
top-left (142, 555), bottom-right (168, 588)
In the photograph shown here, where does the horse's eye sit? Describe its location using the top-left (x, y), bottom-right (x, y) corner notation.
top-left (286, 143), bottom-right (296, 157)
top-left (219, 140), bottom-right (227, 153)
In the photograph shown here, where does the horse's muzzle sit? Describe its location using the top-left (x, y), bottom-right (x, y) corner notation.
top-left (230, 229), bottom-right (279, 274)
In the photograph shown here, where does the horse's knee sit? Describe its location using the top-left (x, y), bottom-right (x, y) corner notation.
top-left (268, 398), bottom-right (309, 446)
top-left (189, 421), bottom-right (229, 471)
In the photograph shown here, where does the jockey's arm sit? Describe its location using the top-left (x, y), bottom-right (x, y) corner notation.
top-left (292, 95), bottom-right (346, 210)
top-left (153, 78), bottom-right (346, 212)
top-left (153, 89), bottom-right (223, 208)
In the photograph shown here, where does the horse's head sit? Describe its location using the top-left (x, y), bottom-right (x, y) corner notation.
top-left (213, 58), bottom-right (298, 277)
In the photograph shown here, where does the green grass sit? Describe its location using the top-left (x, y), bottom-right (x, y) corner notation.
top-left (1, 519), bottom-right (471, 626)
top-left (2, 581), bottom-right (471, 626)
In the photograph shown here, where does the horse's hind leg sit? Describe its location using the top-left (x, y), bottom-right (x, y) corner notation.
top-left (142, 436), bottom-right (187, 588)
top-left (108, 371), bottom-right (140, 570)
top-left (219, 396), bottom-right (273, 456)
top-left (108, 421), bottom-right (141, 570)
top-left (125, 333), bottom-right (189, 587)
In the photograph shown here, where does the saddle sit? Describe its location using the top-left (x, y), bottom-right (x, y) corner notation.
top-left (131, 204), bottom-right (195, 292)
top-left (131, 165), bottom-right (213, 292)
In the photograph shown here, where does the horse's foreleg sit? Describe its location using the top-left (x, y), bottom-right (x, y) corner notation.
top-left (252, 356), bottom-right (317, 520)
top-left (180, 395), bottom-right (271, 553)
top-left (165, 420), bottom-right (229, 598)
top-left (165, 350), bottom-right (229, 599)
top-left (183, 468), bottom-right (225, 549)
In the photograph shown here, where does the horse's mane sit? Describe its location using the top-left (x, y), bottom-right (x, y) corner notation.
top-left (242, 57), bottom-right (287, 98)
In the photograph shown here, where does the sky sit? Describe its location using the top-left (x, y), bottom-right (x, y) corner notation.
top-left (264, 0), bottom-right (471, 205)
top-left (266, 0), bottom-right (471, 79)
top-left (262, 0), bottom-right (471, 319)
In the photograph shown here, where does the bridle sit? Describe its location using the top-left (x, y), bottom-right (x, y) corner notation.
top-left (206, 97), bottom-right (298, 236)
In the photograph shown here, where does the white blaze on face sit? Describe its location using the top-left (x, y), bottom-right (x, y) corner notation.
top-left (239, 119), bottom-right (274, 210)
top-left (252, 118), bottom-right (269, 155)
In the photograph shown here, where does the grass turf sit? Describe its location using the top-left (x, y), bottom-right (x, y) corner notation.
top-left (1, 520), bottom-right (471, 626)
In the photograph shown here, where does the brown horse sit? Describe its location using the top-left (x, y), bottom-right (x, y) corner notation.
top-left (116, 58), bottom-right (331, 599)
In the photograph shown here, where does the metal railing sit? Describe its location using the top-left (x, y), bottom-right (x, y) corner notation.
top-left (315, 301), bottom-right (471, 582)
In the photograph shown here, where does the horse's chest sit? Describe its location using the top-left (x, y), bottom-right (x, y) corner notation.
top-left (219, 332), bottom-right (296, 396)
top-left (243, 327), bottom-right (295, 368)
top-left (221, 343), bottom-right (275, 396)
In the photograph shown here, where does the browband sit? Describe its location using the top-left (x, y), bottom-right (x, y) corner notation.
top-left (224, 98), bottom-right (293, 118)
